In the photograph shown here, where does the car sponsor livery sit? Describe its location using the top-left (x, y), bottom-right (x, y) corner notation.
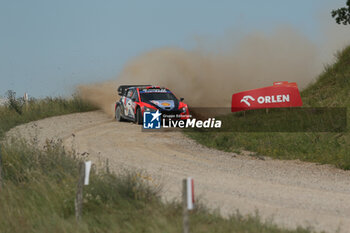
top-left (140, 88), bottom-right (168, 93)
top-left (232, 82), bottom-right (303, 112)
top-left (115, 85), bottom-right (190, 125)
top-left (150, 100), bottom-right (175, 109)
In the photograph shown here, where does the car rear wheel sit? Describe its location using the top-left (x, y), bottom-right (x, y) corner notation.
top-left (115, 105), bottom-right (123, 122)
top-left (135, 107), bottom-right (143, 125)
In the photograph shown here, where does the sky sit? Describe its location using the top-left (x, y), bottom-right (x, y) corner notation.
top-left (0, 0), bottom-right (347, 98)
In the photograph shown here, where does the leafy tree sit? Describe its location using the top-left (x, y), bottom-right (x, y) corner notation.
top-left (332, 0), bottom-right (350, 25)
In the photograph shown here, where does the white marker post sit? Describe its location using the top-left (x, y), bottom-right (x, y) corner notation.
top-left (182, 177), bottom-right (195, 233)
top-left (186, 177), bottom-right (194, 210)
top-left (23, 93), bottom-right (29, 111)
top-left (23, 93), bottom-right (28, 102)
top-left (75, 161), bottom-right (92, 221)
top-left (84, 161), bottom-right (92, 185)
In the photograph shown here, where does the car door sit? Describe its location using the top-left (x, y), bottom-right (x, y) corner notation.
top-left (124, 89), bottom-right (136, 118)
top-left (130, 91), bottom-right (139, 119)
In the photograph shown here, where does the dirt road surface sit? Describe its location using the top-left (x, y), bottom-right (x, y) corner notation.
top-left (8, 111), bottom-right (350, 233)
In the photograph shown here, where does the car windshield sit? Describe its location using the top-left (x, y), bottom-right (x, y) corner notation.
top-left (140, 91), bottom-right (177, 102)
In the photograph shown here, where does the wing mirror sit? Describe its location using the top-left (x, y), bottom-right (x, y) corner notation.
top-left (180, 98), bottom-right (184, 102)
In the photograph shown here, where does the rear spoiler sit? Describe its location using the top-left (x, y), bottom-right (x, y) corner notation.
top-left (117, 85), bottom-right (152, 96)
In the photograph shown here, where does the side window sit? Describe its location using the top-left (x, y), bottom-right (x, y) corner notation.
top-left (131, 90), bottom-right (139, 101)
top-left (126, 90), bottom-right (133, 98)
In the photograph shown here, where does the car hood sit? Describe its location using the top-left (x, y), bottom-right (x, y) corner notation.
top-left (150, 100), bottom-right (175, 110)
top-left (143, 99), bottom-right (179, 111)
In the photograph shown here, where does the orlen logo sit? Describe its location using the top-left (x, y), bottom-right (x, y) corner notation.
top-left (240, 94), bottom-right (290, 106)
top-left (240, 96), bottom-right (255, 106)
top-left (257, 94), bottom-right (290, 104)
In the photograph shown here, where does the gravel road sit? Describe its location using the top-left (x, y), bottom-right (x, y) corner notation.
top-left (7, 111), bottom-right (350, 233)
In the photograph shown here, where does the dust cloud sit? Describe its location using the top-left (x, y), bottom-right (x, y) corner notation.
top-left (78, 27), bottom-right (350, 116)
top-left (78, 81), bottom-right (117, 116)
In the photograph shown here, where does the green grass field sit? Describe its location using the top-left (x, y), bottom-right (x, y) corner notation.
top-left (0, 91), bottom-right (97, 138)
top-left (186, 45), bottom-right (350, 169)
top-left (0, 93), bottom-right (313, 232)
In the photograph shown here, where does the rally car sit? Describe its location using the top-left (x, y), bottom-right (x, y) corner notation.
top-left (115, 85), bottom-right (190, 124)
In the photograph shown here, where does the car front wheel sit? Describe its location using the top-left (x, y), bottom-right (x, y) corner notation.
top-left (135, 107), bottom-right (143, 125)
top-left (115, 105), bottom-right (123, 122)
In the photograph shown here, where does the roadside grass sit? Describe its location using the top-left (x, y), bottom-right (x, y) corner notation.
top-left (0, 91), bottom-right (97, 138)
top-left (0, 140), bottom-right (313, 233)
top-left (185, 45), bottom-right (350, 169)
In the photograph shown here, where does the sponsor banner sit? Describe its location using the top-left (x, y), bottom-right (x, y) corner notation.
top-left (231, 82), bottom-right (303, 112)
top-left (140, 88), bottom-right (169, 93)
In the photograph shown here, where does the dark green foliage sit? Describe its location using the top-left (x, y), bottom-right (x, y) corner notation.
top-left (331, 0), bottom-right (350, 25)
top-left (6, 90), bottom-right (24, 115)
